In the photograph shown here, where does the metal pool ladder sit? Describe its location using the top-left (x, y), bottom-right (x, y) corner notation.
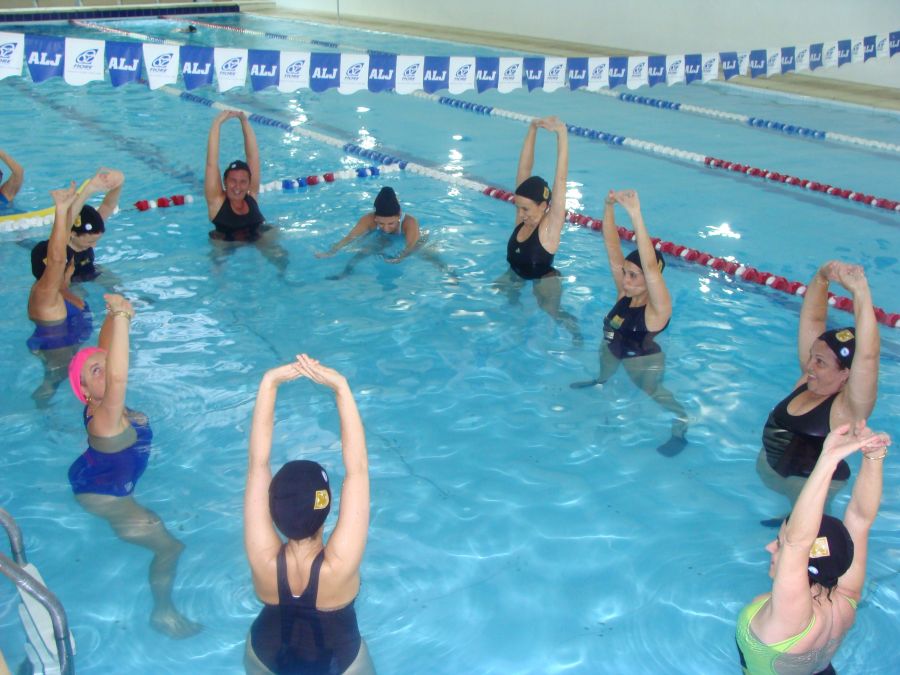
top-left (0, 508), bottom-right (75, 675)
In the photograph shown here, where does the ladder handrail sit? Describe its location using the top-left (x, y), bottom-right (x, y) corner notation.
top-left (0, 552), bottom-right (75, 675)
top-left (0, 507), bottom-right (28, 566)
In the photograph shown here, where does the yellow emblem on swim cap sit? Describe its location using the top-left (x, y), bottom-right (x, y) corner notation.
top-left (542, 186), bottom-right (549, 200)
top-left (809, 536), bottom-right (831, 559)
top-left (313, 490), bottom-right (329, 510)
top-left (834, 329), bottom-right (854, 343)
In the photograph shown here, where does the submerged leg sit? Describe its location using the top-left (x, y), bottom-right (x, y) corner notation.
top-left (255, 228), bottom-right (289, 276)
top-left (571, 342), bottom-right (621, 389)
top-left (31, 345), bottom-right (79, 407)
top-left (754, 448), bottom-right (846, 522)
top-left (75, 493), bottom-right (203, 639)
top-left (532, 274), bottom-right (582, 345)
top-left (622, 352), bottom-right (689, 457)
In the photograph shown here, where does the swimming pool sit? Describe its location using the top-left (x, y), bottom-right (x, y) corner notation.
top-left (1, 13), bottom-right (898, 674)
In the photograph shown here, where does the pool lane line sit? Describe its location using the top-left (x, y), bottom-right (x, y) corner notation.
top-left (412, 91), bottom-right (900, 215)
top-left (167, 90), bottom-right (900, 328)
top-left (70, 19), bottom-right (181, 45)
top-left (588, 89), bottom-right (900, 156)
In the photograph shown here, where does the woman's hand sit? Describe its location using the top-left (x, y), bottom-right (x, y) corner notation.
top-left (834, 263), bottom-right (869, 295)
top-left (538, 116), bottom-right (566, 134)
top-left (51, 182), bottom-right (78, 208)
top-left (604, 189), bottom-right (616, 206)
top-left (293, 354), bottom-right (348, 393)
top-left (314, 249), bottom-right (337, 259)
top-left (104, 293), bottom-right (134, 318)
top-left (612, 189), bottom-right (641, 216)
top-left (822, 421), bottom-right (890, 463)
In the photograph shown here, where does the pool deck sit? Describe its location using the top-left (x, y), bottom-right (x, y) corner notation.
top-left (253, 8), bottom-right (900, 113)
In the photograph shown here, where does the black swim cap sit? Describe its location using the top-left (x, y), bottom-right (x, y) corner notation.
top-left (806, 514), bottom-right (854, 588)
top-left (30, 239), bottom-right (74, 279)
top-left (72, 205), bottom-right (105, 235)
top-left (818, 327), bottom-right (855, 370)
top-left (624, 248), bottom-right (665, 273)
top-left (224, 159), bottom-right (251, 180)
top-left (373, 186), bottom-right (401, 217)
top-left (515, 176), bottom-right (551, 204)
top-left (269, 460), bottom-right (331, 541)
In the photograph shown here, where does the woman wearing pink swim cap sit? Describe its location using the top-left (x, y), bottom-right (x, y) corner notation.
top-left (67, 295), bottom-right (201, 639)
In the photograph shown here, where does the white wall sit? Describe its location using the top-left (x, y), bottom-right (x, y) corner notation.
top-left (276, 0), bottom-right (900, 89)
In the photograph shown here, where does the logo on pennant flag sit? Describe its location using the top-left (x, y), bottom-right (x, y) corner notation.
top-left (345, 61), bottom-right (365, 80)
top-left (151, 53), bottom-right (173, 71)
top-left (220, 56), bottom-right (242, 74)
top-left (74, 48), bottom-right (97, 68)
top-left (503, 63), bottom-right (519, 79)
top-left (401, 63), bottom-right (419, 80)
top-left (285, 59), bottom-right (306, 76)
top-left (1, 41), bottom-right (18, 60)
top-left (453, 63), bottom-right (471, 80)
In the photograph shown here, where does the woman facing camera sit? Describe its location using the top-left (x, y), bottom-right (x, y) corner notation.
top-left (244, 355), bottom-right (375, 674)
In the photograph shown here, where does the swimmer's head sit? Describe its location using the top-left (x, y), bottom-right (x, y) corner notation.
top-left (515, 176), bottom-right (551, 206)
top-left (374, 187), bottom-right (401, 217)
top-left (30, 240), bottom-right (74, 279)
top-left (269, 460), bottom-right (332, 541)
top-left (72, 205), bottom-right (105, 236)
top-left (806, 514), bottom-right (854, 589)
top-left (224, 159), bottom-right (251, 181)
top-left (624, 248), bottom-right (665, 274)
top-left (817, 327), bottom-right (855, 370)
top-left (188, 24), bottom-right (197, 33)
top-left (68, 347), bottom-right (106, 404)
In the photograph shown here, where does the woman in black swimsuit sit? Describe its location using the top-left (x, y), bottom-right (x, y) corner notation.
top-left (497, 116), bottom-right (580, 343)
top-left (757, 261), bottom-right (879, 515)
top-left (573, 190), bottom-right (688, 457)
top-left (244, 354), bottom-right (375, 674)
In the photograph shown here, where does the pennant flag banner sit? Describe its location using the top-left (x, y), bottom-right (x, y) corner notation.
top-left (3, 29), bottom-right (896, 96)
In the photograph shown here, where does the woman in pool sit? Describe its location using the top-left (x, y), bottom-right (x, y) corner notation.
top-left (736, 422), bottom-right (890, 674)
top-left (27, 176), bottom-right (114, 405)
top-left (0, 147), bottom-right (25, 208)
top-left (244, 354), bottom-right (374, 675)
top-left (757, 261), bottom-right (879, 512)
top-left (68, 294), bottom-right (201, 639)
top-left (572, 189), bottom-right (688, 456)
top-left (316, 186), bottom-right (420, 264)
top-left (205, 110), bottom-right (287, 271)
top-left (497, 115), bottom-right (580, 343)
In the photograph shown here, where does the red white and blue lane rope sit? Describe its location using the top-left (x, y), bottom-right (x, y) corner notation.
top-left (414, 92), bottom-right (900, 214)
top-left (592, 89), bottom-right (900, 155)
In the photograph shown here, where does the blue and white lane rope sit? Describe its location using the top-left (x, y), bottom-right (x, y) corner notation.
top-left (591, 89), bottom-right (900, 155)
top-left (411, 91), bottom-right (900, 213)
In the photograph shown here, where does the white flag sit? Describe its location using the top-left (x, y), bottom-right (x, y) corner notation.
top-left (64, 38), bottom-right (105, 86)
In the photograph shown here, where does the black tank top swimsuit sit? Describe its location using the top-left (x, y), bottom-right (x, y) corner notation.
top-left (762, 384), bottom-right (849, 480)
top-left (603, 296), bottom-right (669, 359)
top-left (506, 222), bottom-right (555, 280)
top-left (250, 547), bottom-right (362, 674)
top-left (211, 194), bottom-right (265, 242)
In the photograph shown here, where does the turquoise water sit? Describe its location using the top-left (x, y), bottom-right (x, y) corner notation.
top-left (0, 14), bottom-right (898, 674)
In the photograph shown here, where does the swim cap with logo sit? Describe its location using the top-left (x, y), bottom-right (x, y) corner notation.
top-left (269, 460), bottom-right (332, 540)
top-left (624, 248), bottom-right (665, 273)
top-left (818, 327), bottom-right (855, 370)
top-left (806, 514), bottom-right (854, 588)
top-left (515, 176), bottom-right (551, 204)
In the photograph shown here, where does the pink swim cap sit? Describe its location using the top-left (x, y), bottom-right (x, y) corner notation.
top-left (68, 347), bottom-right (105, 404)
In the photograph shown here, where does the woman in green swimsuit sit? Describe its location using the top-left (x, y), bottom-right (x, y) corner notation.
top-left (736, 422), bottom-right (890, 674)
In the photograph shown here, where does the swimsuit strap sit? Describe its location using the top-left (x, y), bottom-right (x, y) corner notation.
top-left (276, 545), bottom-right (326, 609)
top-left (298, 550), bottom-right (326, 608)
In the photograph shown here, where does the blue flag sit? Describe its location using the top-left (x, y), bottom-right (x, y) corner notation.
top-left (647, 55), bottom-right (666, 86)
top-left (25, 35), bottom-right (64, 83)
top-left (749, 49), bottom-right (767, 78)
top-left (780, 47), bottom-right (795, 73)
top-left (809, 43), bottom-right (823, 70)
top-left (863, 35), bottom-right (876, 61)
top-left (309, 52), bottom-right (340, 92)
top-left (368, 53), bottom-right (396, 92)
top-left (475, 56), bottom-right (499, 93)
top-left (890, 31), bottom-right (899, 56)
top-left (608, 56), bottom-right (627, 88)
top-left (719, 51), bottom-right (739, 80)
top-left (106, 40), bottom-right (142, 88)
top-left (684, 53), bottom-right (702, 84)
top-left (248, 49), bottom-right (279, 91)
top-left (837, 39), bottom-right (851, 66)
top-left (423, 56), bottom-right (449, 93)
top-left (180, 45), bottom-right (214, 90)
top-left (566, 57), bottom-right (588, 90)
top-left (523, 57), bottom-right (544, 91)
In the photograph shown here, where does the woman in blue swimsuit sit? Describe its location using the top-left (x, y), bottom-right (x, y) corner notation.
top-left (244, 354), bottom-right (374, 674)
top-left (573, 190), bottom-right (688, 456)
top-left (0, 147), bottom-right (25, 207)
top-left (496, 116), bottom-right (581, 344)
top-left (736, 422), bottom-right (889, 674)
top-left (68, 294), bottom-right (201, 639)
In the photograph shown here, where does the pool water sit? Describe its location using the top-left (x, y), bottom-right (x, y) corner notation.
top-left (0, 13), bottom-right (898, 674)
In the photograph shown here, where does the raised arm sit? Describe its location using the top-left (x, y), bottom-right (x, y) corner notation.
top-left (601, 192), bottom-right (626, 296)
top-left (758, 423), bottom-right (888, 640)
top-left (68, 168), bottom-right (125, 224)
top-left (238, 112), bottom-right (261, 197)
top-left (797, 262), bottom-right (836, 372)
top-left (315, 214), bottom-right (375, 258)
top-left (614, 190), bottom-right (671, 325)
top-left (833, 265), bottom-right (879, 422)
top-left (28, 183), bottom-right (78, 320)
top-left (89, 294), bottom-right (134, 436)
top-left (542, 116), bottom-right (569, 230)
top-left (838, 427), bottom-right (889, 600)
top-left (292, 356), bottom-right (370, 580)
top-left (515, 118), bottom-right (539, 191)
top-left (0, 149), bottom-right (24, 202)
top-left (204, 111), bottom-right (233, 218)
top-left (244, 360), bottom-right (307, 599)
